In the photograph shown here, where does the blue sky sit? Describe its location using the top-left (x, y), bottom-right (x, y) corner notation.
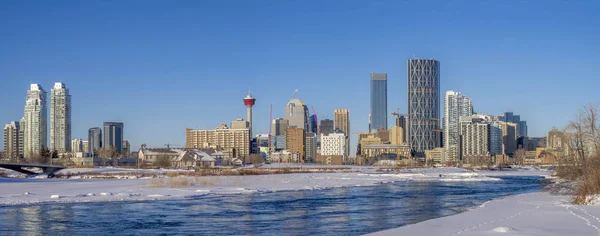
top-left (1, 0), bottom-right (599, 154)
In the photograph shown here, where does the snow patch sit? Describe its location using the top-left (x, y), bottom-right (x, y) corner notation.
top-left (491, 227), bottom-right (514, 233)
top-left (99, 192), bottom-right (112, 196)
top-left (50, 195), bottom-right (60, 199)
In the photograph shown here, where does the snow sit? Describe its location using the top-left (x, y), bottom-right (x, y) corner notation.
top-left (368, 191), bottom-right (600, 236)
top-left (0, 167), bottom-right (532, 206)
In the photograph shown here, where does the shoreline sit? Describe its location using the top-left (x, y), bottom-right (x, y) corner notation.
top-left (367, 183), bottom-right (600, 236)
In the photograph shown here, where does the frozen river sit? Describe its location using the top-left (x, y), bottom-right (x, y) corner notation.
top-left (0, 176), bottom-right (547, 235)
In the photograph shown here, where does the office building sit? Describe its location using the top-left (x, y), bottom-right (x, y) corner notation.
top-left (88, 127), bottom-right (102, 154)
top-left (407, 59), bottom-right (440, 156)
top-left (231, 118), bottom-right (250, 129)
top-left (271, 118), bottom-right (289, 136)
top-left (425, 148), bottom-right (445, 164)
top-left (499, 112), bottom-right (528, 137)
top-left (286, 127), bottom-right (305, 162)
top-left (309, 115), bottom-right (318, 134)
top-left (305, 132), bottom-right (317, 162)
top-left (319, 119), bottom-right (334, 135)
top-left (370, 73), bottom-right (388, 132)
top-left (186, 124), bottom-right (250, 158)
top-left (3, 121), bottom-right (21, 159)
top-left (443, 90), bottom-right (473, 162)
top-left (321, 132), bottom-right (346, 157)
top-left (390, 126), bottom-right (404, 145)
top-left (82, 141), bottom-right (89, 154)
top-left (285, 98), bottom-right (309, 130)
top-left (49, 82), bottom-right (71, 153)
top-left (501, 121), bottom-right (518, 156)
top-left (71, 139), bottom-right (84, 153)
top-left (271, 135), bottom-right (286, 150)
top-left (334, 109), bottom-right (350, 157)
top-left (363, 144), bottom-right (411, 160)
top-left (104, 122), bottom-right (124, 154)
top-left (23, 84), bottom-right (47, 159)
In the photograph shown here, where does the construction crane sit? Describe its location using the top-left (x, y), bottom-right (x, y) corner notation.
top-left (391, 108), bottom-right (408, 127)
top-left (291, 89), bottom-right (299, 99)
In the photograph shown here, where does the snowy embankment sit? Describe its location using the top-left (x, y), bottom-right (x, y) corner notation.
top-left (368, 191), bottom-right (600, 236)
top-left (0, 167), bottom-right (545, 206)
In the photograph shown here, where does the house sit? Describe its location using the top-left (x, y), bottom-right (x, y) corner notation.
top-left (138, 147), bottom-right (217, 169)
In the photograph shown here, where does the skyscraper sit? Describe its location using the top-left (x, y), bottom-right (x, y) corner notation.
top-left (319, 119), bottom-right (334, 135)
top-left (3, 121), bottom-right (21, 159)
top-left (88, 127), bottom-right (102, 154)
top-left (271, 118), bottom-right (289, 136)
top-left (370, 73), bottom-right (388, 132)
top-left (23, 84), bottom-right (47, 159)
top-left (71, 139), bottom-right (83, 153)
top-left (334, 109), bottom-right (350, 158)
top-left (499, 112), bottom-right (528, 138)
top-left (305, 132), bottom-right (317, 162)
top-left (103, 122), bottom-right (124, 154)
top-left (443, 90), bottom-right (473, 162)
top-left (407, 59), bottom-right (440, 156)
top-left (50, 82), bottom-right (71, 153)
top-left (285, 99), bottom-right (309, 130)
top-left (309, 115), bottom-right (318, 134)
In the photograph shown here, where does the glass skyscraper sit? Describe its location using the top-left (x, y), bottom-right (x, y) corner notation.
top-left (370, 73), bottom-right (388, 132)
top-left (103, 122), bottom-right (124, 154)
top-left (407, 59), bottom-right (440, 157)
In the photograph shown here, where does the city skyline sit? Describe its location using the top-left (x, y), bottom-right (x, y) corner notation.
top-left (1, 1), bottom-right (598, 154)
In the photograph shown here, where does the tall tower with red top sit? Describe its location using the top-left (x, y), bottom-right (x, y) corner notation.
top-left (243, 93), bottom-right (256, 136)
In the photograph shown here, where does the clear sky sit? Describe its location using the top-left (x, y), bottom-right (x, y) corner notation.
top-left (1, 0), bottom-right (599, 154)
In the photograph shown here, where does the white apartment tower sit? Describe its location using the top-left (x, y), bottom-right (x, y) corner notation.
top-left (50, 82), bottom-right (71, 153)
top-left (23, 84), bottom-right (47, 159)
top-left (443, 90), bottom-right (473, 162)
top-left (320, 132), bottom-right (347, 157)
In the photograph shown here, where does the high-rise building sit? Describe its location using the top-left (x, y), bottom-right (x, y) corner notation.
top-left (285, 99), bottom-right (309, 130)
top-left (50, 82), bottom-right (71, 153)
top-left (3, 121), bottom-right (21, 159)
top-left (499, 112), bottom-right (528, 137)
top-left (231, 118), bottom-right (250, 129)
top-left (319, 119), bottom-right (334, 135)
top-left (334, 109), bottom-right (350, 157)
top-left (271, 118), bottom-right (289, 136)
top-left (443, 90), bottom-right (473, 162)
top-left (186, 124), bottom-right (250, 158)
top-left (407, 59), bottom-right (440, 156)
top-left (18, 117), bottom-right (25, 158)
top-left (459, 116), bottom-right (489, 160)
top-left (390, 126), bottom-right (404, 145)
top-left (82, 141), bottom-right (89, 154)
top-left (88, 127), bottom-right (102, 154)
top-left (103, 122), bottom-right (124, 154)
top-left (370, 73), bottom-right (388, 132)
top-left (321, 132), bottom-right (346, 157)
top-left (286, 127), bottom-right (305, 162)
top-left (122, 140), bottom-right (130, 155)
top-left (71, 139), bottom-right (83, 153)
top-left (309, 115), bottom-right (318, 134)
top-left (500, 122), bottom-right (518, 156)
top-left (23, 84), bottom-right (47, 159)
top-left (305, 132), bottom-right (317, 162)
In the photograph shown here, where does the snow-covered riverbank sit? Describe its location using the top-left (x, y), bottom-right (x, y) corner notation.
top-left (368, 190), bottom-right (600, 236)
top-left (0, 167), bottom-right (549, 206)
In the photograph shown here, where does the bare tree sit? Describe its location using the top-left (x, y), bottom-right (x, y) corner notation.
top-left (513, 149), bottom-right (526, 166)
top-left (98, 146), bottom-right (119, 166)
top-left (154, 155), bottom-right (172, 169)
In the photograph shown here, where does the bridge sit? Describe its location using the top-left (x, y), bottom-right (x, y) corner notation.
top-left (0, 163), bottom-right (66, 178)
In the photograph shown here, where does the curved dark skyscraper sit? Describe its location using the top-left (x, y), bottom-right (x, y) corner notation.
top-left (407, 59), bottom-right (440, 157)
top-left (370, 73), bottom-right (388, 132)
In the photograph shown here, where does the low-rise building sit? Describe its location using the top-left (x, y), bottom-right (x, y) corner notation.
top-left (316, 155), bottom-right (343, 165)
top-left (425, 148), bottom-right (445, 165)
top-left (363, 144), bottom-right (411, 160)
